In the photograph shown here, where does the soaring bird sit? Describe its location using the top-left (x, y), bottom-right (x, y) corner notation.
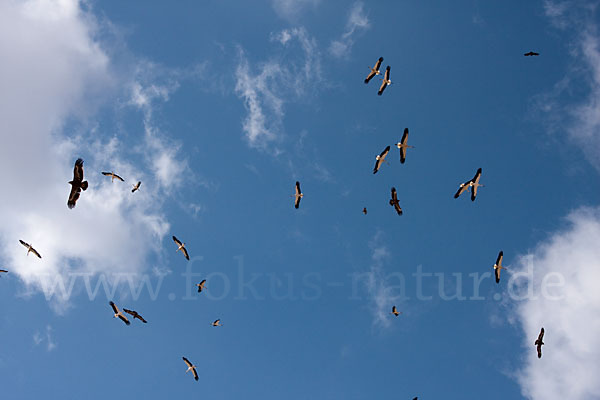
top-left (364, 57), bottom-right (383, 84)
top-left (211, 319), bottom-right (223, 327)
top-left (395, 128), bottom-right (414, 164)
top-left (0, 269), bottom-right (8, 276)
top-left (362, 207), bottom-right (368, 215)
top-left (109, 301), bottom-right (130, 325)
top-left (373, 146), bottom-right (391, 174)
top-left (454, 168), bottom-right (483, 201)
top-left (131, 181), bottom-right (141, 193)
top-left (389, 187), bottom-right (403, 216)
top-left (524, 51), bottom-right (540, 56)
top-left (377, 66), bottom-right (391, 96)
top-left (123, 308), bottom-right (147, 323)
top-left (172, 236), bottom-right (190, 260)
top-left (67, 158), bottom-right (88, 209)
top-left (102, 171), bottom-right (125, 182)
top-left (182, 357), bottom-right (199, 381)
top-left (19, 240), bottom-right (41, 259)
top-left (535, 327), bottom-right (545, 358)
top-left (294, 181), bottom-right (303, 209)
top-left (493, 251), bottom-right (507, 283)
top-left (197, 279), bottom-right (206, 293)
top-left (390, 306), bottom-right (402, 316)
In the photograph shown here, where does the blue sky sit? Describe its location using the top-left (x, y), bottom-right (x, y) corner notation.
top-left (1, 1), bottom-right (600, 399)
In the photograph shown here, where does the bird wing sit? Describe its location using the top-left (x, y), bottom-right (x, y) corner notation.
top-left (375, 57), bottom-right (383, 70)
top-left (136, 314), bottom-right (147, 323)
top-left (364, 70), bottom-right (376, 84)
top-left (122, 308), bottom-right (135, 316)
top-left (73, 159), bottom-right (84, 182)
top-left (496, 251), bottom-right (503, 267)
top-left (472, 168), bottom-right (482, 185)
top-left (172, 236), bottom-right (182, 246)
top-left (109, 301), bottom-right (119, 314)
top-left (31, 247), bottom-right (42, 259)
top-left (392, 306), bottom-right (397, 313)
top-left (384, 66), bottom-right (390, 80)
top-left (401, 128), bottom-right (409, 144)
top-left (538, 328), bottom-right (545, 342)
top-left (182, 247), bottom-right (190, 260)
top-left (118, 314), bottom-right (130, 325)
top-left (295, 181), bottom-right (301, 196)
top-left (67, 185), bottom-right (81, 209)
top-left (378, 78), bottom-right (387, 95)
top-left (192, 367), bottom-right (199, 381)
top-left (114, 174), bottom-right (124, 182)
top-left (471, 183), bottom-right (478, 201)
top-left (213, 319), bottom-right (220, 325)
top-left (373, 157), bottom-right (381, 174)
top-left (537, 344), bottom-right (542, 358)
top-left (101, 172), bottom-right (111, 177)
top-left (200, 279), bottom-right (206, 286)
top-left (400, 146), bottom-right (407, 164)
top-left (183, 357), bottom-right (193, 368)
top-left (454, 182), bottom-right (470, 198)
top-left (495, 267), bottom-right (501, 283)
top-left (380, 146), bottom-right (390, 162)
top-left (19, 240), bottom-right (29, 248)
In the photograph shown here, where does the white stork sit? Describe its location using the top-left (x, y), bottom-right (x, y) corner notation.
top-left (373, 146), bottom-right (391, 174)
top-left (454, 168), bottom-right (483, 201)
top-left (377, 66), bottom-right (391, 96)
top-left (19, 240), bottom-right (42, 259)
top-left (101, 171), bottom-right (125, 182)
top-left (364, 57), bottom-right (383, 84)
top-left (395, 128), bottom-right (414, 164)
top-left (182, 357), bottom-right (199, 381)
top-left (390, 306), bottom-right (402, 316)
top-left (493, 251), bottom-right (507, 283)
top-left (131, 181), bottom-right (141, 193)
top-left (197, 279), bottom-right (206, 293)
top-left (109, 301), bottom-right (130, 325)
top-left (293, 181), bottom-right (303, 209)
top-left (172, 236), bottom-right (190, 260)
top-left (211, 319), bottom-right (223, 327)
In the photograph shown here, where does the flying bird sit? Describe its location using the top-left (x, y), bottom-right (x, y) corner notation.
top-left (131, 181), bottom-right (141, 193)
top-left (362, 207), bottom-right (367, 215)
top-left (390, 306), bottom-right (402, 316)
top-left (109, 301), bottom-right (130, 325)
top-left (67, 158), bottom-right (88, 209)
top-left (493, 251), bottom-right (507, 283)
top-left (172, 236), bottom-right (190, 260)
top-left (211, 319), bottom-right (223, 327)
top-left (364, 56), bottom-right (383, 84)
top-left (454, 168), bottom-right (483, 201)
top-left (19, 240), bottom-right (41, 259)
top-left (389, 187), bottom-right (403, 216)
top-left (0, 269), bottom-right (8, 276)
top-left (373, 146), bottom-right (391, 174)
top-left (102, 171), bottom-right (125, 182)
top-left (524, 51), bottom-right (540, 56)
top-left (123, 308), bottom-right (147, 323)
top-left (182, 357), bottom-right (199, 381)
top-left (535, 327), bottom-right (545, 358)
top-left (395, 128), bottom-right (415, 164)
top-left (197, 279), bottom-right (206, 293)
top-left (294, 181), bottom-right (303, 209)
top-left (377, 66), bottom-right (391, 96)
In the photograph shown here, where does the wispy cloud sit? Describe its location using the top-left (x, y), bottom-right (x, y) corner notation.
top-left (33, 325), bottom-right (57, 352)
top-left (535, 1), bottom-right (600, 171)
top-left (509, 206), bottom-right (600, 400)
top-left (329, 2), bottom-right (370, 58)
top-left (365, 232), bottom-right (401, 328)
top-left (271, 0), bottom-right (320, 21)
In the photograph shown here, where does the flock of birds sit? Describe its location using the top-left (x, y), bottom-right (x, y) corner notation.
top-left (1, 50), bottom-right (546, 393)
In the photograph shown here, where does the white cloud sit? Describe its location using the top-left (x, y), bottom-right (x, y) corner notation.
top-left (365, 232), bottom-right (401, 328)
top-left (0, 0), bottom-right (189, 310)
top-left (271, 0), bottom-right (320, 20)
top-left (536, 1), bottom-right (600, 171)
top-left (510, 207), bottom-right (600, 400)
top-left (235, 28), bottom-right (320, 149)
top-left (329, 2), bottom-right (370, 58)
top-left (33, 325), bottom-right (57, 351)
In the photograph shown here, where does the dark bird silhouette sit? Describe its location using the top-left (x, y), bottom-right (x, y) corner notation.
top-left (211, 319), bottom-right (223, 327)
top-left (109, 301), bottom-right (130, 325)
top-left (182, 357), bottom-right (199, 381)
top-left (378, 66), bottom-right (391, 95)
top-left (172, 236), bottom-right (190, 260)
top-left (364, 57), bottom-right (383, 84)
top-left (362, 207), bottom-right (367, 215)
top-left (535, 327), bottom-right (545, 358)
top-left (395, 128), bottom-right (414, 164)
top-left (389, 187), bottom-right (403, 216)
top-left (373, 146), bottom-right (390, 174)
top-left (294, 181), bottom-right (303, 209)
top-left (19, 240), bottom-right (41, 258)
top-left (0, 269), bottom-right (8, 276)
top-left (67, 158), bottom-right (88, 209)
top-left (102, 171), bottom-right (124, 182)
top-left (454, 168), bottom-right (483, 201)
top-left (131, 181), bottom-right (141, 193)
top-left (123, 308), bottom-right (147, 323)
top-left (524, 51), bottom-right (540, 56)
top-left (390, 306), bottom-right (402, 316)
top-left (197, 279), bottom-right (206, 293)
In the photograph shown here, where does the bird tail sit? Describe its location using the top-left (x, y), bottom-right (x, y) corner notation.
top-left (81, 181), bottom-right (88, 191)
